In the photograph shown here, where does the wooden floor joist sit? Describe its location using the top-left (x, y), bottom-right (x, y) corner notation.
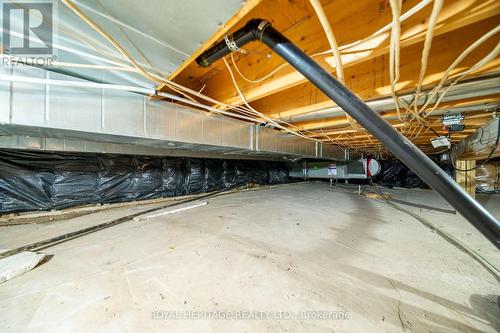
top-left (159, 0), bottom-right (500, 151)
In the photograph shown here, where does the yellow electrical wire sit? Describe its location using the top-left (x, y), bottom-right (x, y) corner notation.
top-left (229, 0), bottom-right (433, 85)
top-left (417, 24), bottom-right (500, 115)
top-left (309, 0), bottom-right (360, 132)
top-left (423, 40), bottom-right (500, 118)
top-left (223, 57), bottom-right (326, 143)
top-left (412, 0), bottom-right (443, 117)
top-left (61, 0), bottom-right (270, 121)
top-left (62, 0), bottom-right (493, 152)
top-left (388, 0), bottom-right (404, 122)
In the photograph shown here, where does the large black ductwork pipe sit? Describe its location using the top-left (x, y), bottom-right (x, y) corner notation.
top-left (196, 19), bottom-right (500, 249)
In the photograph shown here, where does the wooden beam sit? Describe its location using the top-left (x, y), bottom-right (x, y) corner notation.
top-left (293, 96), bottom-right (500, 131)
top-left (344, 136), bottom-right (468, 148)
top-left (166, 0), bottom-right (314, 91)
top-left (179, 0), bottom-right (500, 108)
top-left (327, 132), bottom-right (472, 142)
top-left (250, 16), bottom-right (500, 117)
top-left (305, 114), bottom-right (493, 137)
top-left (157, 0), bottom-right (500, 154)
top-left (322, 129), bottom-right (477, 141)
top-left (274, 91), bottom-right (500, 121)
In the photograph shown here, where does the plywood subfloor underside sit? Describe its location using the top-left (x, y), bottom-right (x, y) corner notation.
top-left (162, 0), bottom-right (500, 152)
top-left (0, 183), bottom-right (499, 332)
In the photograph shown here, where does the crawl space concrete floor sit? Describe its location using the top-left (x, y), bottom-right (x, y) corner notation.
top-left (0, 182), bottom-right (499, 332)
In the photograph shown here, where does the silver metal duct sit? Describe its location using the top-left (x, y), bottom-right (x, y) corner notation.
top-left (0, 66), bottom-right (345, 161)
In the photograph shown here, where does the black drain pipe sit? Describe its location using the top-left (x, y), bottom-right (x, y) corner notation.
top-left (196, 19), bottom-right (500, 249)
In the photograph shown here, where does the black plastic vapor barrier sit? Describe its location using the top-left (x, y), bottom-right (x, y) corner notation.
top-left (0, 150), bottom-right (289, 214)
top-left (196, 18), bottom-right (500, 248)
top-left (376, 159), bottom-right (455, 189)
top-left (0, 181), bottom-right (250, 260)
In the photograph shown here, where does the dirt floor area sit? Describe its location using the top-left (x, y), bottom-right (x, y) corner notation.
top-left (0, 182), bottom-right (499, 332)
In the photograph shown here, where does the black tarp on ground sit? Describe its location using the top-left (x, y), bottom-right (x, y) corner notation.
top-left (375, 158), bottom-right (455, 189)
top-left (0, 150), bottom-right (289, 213)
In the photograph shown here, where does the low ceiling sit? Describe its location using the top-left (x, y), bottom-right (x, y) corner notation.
top-left (159, 0), bottom-right (500, 155)
top-left (4, 0), bottom-right (498, 156)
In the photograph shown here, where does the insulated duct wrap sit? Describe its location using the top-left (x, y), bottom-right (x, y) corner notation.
top-left (0, 150), bottom-right (289, 213)
top-left (476, 163), bottom-right (500, 193)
